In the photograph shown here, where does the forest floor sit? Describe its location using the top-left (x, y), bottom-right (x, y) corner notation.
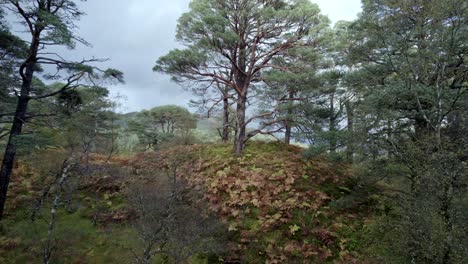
top-left (0, 142), bottom-right (379, 263)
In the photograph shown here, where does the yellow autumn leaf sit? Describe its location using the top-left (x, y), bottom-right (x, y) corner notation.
top-left (228, 223), bottom-right (238, 231)
top-left (251, 198), bottom-right (260, 207)
top-left (232, 209), bottom-right (240, 217)
top-left (289, 224), bottom-right (301, 234)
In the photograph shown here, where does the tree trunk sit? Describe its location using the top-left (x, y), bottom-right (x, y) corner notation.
top-left (0, 29), bottom-right (39, 219)
top-left (329, 94), bottom-right (336, 153)
top-left (233, 41), bottom-right (248, 155)
top-left (345, 101), bottom-right (354, 163)
top-left (222, 93), bottom-right (229, 142)
top-left (0, 92), bottom-right (30, 219)
top-left (284, 121), bottom-right (291, 145)
top-left (284, 90), bottom-right (294, 145)
top-left (234, 94), bottom-right (247, 155)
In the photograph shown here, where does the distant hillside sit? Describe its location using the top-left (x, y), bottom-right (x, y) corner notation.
top-left (114, 112), bottom-right (138, 128)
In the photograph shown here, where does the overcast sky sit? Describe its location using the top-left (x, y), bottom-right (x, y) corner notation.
top-left (39, 0), bottom-right (362, 113)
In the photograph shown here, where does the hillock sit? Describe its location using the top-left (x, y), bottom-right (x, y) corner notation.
top-left (0, 142), bottom-right (377, 263)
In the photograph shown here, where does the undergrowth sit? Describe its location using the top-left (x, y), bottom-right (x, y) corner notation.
top-left (0, 142), bottom-right (379, 263)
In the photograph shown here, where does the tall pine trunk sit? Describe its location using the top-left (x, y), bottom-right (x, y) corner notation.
top-left (222, 93), bottom-right (230, 142)
top-left (329, 94), bottom-right (337, 153)
top-left (0, 97), bottom-right (29, 219)
top-left (234, 94), bottom-right (247, 155)
top-left (0, 77), bottom-right (34, 219)
top-left (284, 90), bottom-right (294, 145)
top-left (284, 121), bottom-right (291, 145)
top-left (233, 43), bottom-right (248, 155)
top-left (0, 31), bottom-right (40, 219)
top-left (345, 101), bottom-right (354, 163)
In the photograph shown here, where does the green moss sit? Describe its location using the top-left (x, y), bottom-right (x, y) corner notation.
top-left (1, 205), bottom-right (136, 263)
top-left (244, 216), bottom-right (261, 232)
top-left (202, 143), bottom-right (232, 159)
top-left (262, 229), bottom-right (283, 244)
top-left (189, 254), bottom-right (223, 264)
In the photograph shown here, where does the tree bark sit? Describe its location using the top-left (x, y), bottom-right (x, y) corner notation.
top-left (284, 121), bottom-right (291, 145)
top-left (234, 94), bottom-right (247, 155)
top-left (284, 90), bottom-right (294, 145)
top-left (233, 41), bottom-right (248, 155)
top-left (0, 29), bottom-right (40, 220)
top-left (0, 97), bottom-right (29, 219)
top-left (329, 93), bottom-right (337, 153)
top-left (345, 101), bottom-right (354, 163)
top-left (222, 93), bottom-right (230, 142)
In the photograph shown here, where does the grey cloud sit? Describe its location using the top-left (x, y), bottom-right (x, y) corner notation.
top-left (73, 0), bottom-right (192, 112)
top-left (7, 0), bottom-right (360, 113)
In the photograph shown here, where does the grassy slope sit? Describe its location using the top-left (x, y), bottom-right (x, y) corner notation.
top-left (0, 142), bottom-right (375, 263)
